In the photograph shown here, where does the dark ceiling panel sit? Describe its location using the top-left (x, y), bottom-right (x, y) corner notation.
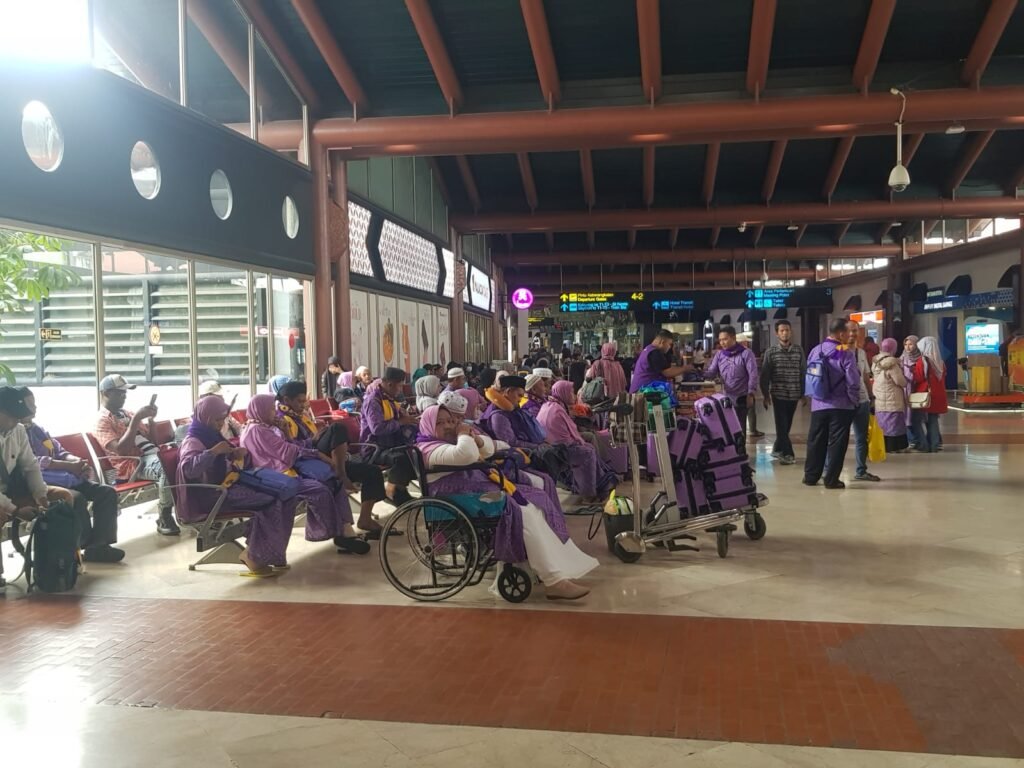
top-left (654, 145), bottom-right (707, 207)
top-left (774, 138), bottom-right (839, 203)
top-left (660, 0), bottom-right (753, 77)
top-left (592, 148), bottom-right (644, 208)
top-left (770, 0), bottom-right (869, 73)
top-left (531, 150), bottom-right (587, 211)
top-left (834, 135), bottom-right (893, 200)
top-left (429, 0), bottom-right (539, 88)
top-left (995, 2), bottom-right (1024, 56)
top-left (318, 0), bottom-right (447, 115)
top-left (595, 230), bottom-right (629, 250)
top-left (716, 142), bottom-right (773, 205)
top-left (910, 132), bottom-right (970, 189)
top-left (468, 153), bottom-right (528, 212)
top-left (545, 0), bottom-right (640, 82)
top-left (965, 130), bottom-right (1024, 194)
top-left (434, 156), bottom-right (470, 211)
top-left (554, 231), bottom-right (589, 251)
top-left (879, 0), bottom-right (982, 68)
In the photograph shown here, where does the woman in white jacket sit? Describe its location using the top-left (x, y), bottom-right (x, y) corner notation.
top-left (871, 338), bottom-right (909, 453)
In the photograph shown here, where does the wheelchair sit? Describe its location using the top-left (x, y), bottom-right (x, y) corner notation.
top-left (377, 445), bottom-right (533, 604)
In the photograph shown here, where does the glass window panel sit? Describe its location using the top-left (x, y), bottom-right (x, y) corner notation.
top-left (270, 275), bottom-right (308, 381)
top-left (0, 227), bottom-right (97, 433)
top-left (349, 202), bottom-right (374, 277)
top-left (101, 246), bottom-right (193, 419)
top-left (92, 0), bottom-right (180, 102)
top-left (379, 221), bottom-right (439, 294)
top-left (186, 0), bottom-right (250, 127)
top-left (254, 32), bottom-right (305, 164)
top-left (252, 273), bottom-right (271, 387)
top-left (194, 261), bottom-right (253, 409)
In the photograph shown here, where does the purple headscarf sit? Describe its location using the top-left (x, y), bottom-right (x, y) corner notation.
top-left (880, 337), bottom-right (898, 356)
top-left (550, 379), bottom-right (576, 409)
top-left (246, 394), bottom-right (279, 425)
top-left (186, 396), bottom-right (231, 449)
top-left (415, 404), bottom-right (451, 464)
top-left (337, 371), bottom-right (354, 389)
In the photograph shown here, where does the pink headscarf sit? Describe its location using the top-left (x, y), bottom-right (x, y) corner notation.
top-left (246, 394), bottom-right (279, 426)
top-left (600, 342), bottom-right (617, 360)
top-left (415, 404), bottom-right (450, 464)
top-left (337, 371), bottom-right (354, 389)
top-left (880, 337), bottom-right (898, 356)
top-left (240, 395), bottom-right (301, 473)
top-left (460, 387), bottom-right (483, 419)
top-left (551, 379), bottom-right (576, 409)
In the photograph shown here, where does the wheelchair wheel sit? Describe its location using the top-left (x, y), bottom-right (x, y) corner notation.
top-left (497, 565), bottom-right (532, 603)
top-left (379, 498), bottom-right (480, 602)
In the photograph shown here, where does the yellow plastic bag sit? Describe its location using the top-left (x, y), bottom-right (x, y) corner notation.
top-left (868, 414), bottom-right (886, 463)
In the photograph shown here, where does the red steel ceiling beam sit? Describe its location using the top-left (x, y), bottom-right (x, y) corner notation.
top-left (794, 224), bottom-right (807, 245)
top-left (946, 130), bottom-right (996, 195)
top-left (235, 0), bottom-right (319, 110)
top-left (187, 0), bottom-right (252, 95)
top-left (304, 87), bottom-right (1024, 155)
top-left (511, 269), bottom-right (814, 286)
top-left (702, 142), bottom-right (721, 205)
top-left (746, 0), bottom-right (778, 98)
top-left (517, 152), bottom-right (539, 211)
top-left (835, 222), bottom-right (851, 244)
top-left (520, 0), bottom-right (561, 107)
top-left (962, 0), bottom-right (1019, 88)
top-left (96, 16), bottom-right (176, 99)
top-left (451, 197), bottom-right (1024, 233)
top-left (643, 146), bottom-right (656, 207)
top-left (405, 0), bottom-right (463, 113)
top-left (822, 136), bottom-right (855, 201)
top-left (851, 0), bottom-right (897, 94)
top-left (496, 245), bottom-right (899, 266)
top-left (636, 0), bottom-right (662, 102)
top-left (762, 139), bottom-right (787, 203)
top-left (291, 0), bottom-right (368, 114)
top-left (580, 150), bottom-right (596, 209)
top-left (455, 156), bottom-right (481, 212)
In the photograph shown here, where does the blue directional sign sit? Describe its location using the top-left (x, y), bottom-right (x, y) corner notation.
top-left (559, 291), bottom-right (635, 312)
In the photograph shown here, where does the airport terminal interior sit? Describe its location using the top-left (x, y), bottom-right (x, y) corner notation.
top-left (2, 1), bottom-right (1024, 766)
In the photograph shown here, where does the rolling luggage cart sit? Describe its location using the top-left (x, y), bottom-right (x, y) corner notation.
top-left (606, 394), bottom-right (767, 562)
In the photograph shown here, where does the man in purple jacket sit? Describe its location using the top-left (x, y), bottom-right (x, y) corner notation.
top-left (802, 318), bottom-right (862, 490)
top-left (704, 326), bottom-right (760, 449)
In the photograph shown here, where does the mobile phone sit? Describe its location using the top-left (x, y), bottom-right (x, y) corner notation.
top-left (149, 394), bottom-right (158, 407)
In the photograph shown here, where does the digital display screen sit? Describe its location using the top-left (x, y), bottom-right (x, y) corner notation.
top-left (965, 323), bottom-right (1001, 354)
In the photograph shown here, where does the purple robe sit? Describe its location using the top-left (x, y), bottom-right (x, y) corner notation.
top-left (239, 423), bottom-right (353, 542)
top-left (359, 385), bottom-right (416, 453)
top-left (537, 400), bottom-right (603, 497)
top-left (629, 343), bottom-right (665, 393)
top-left (177, 436), bottom-right (295, 566)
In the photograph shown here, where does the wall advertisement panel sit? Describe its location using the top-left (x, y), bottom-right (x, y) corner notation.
top-left (377, 295), bottom-right (398, 371)
top-left (350, 289), bottom-right (371, 371)
top-left (418, 303), bottom-right (435, 369)
top-left (435, 307), bottom-right (450, 368)
top-left (397, 299), bottom-right (418, 373)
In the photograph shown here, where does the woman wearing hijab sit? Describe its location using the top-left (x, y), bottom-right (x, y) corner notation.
top-left (871, 338), bottom-right (910, 453)
top-left (334, 371), bottom-right (361, 412)
top-left (414, 374), bottom-right (442, 413)
top-left (268, 375), bottom-right (290, 395)
top-left (585, 343), bottom-right (628, 398)
top-left (909, 336), bottom-right (948, 453)
top-left (177, 397), bottom-right (296, 577)
top-left (901, 336), bottom-right (922, 449)
top-left (240, 395), bottom-right (370, 554)
top-left (537, 381), bottom-right (617, 503)
top-left (521, 373), bottom-right (548, 419)
top-left (417, 405), bottom-right (596, 601)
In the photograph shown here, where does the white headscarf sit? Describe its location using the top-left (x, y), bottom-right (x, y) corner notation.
top-left (437, 389), bottom-right (468, 415)
top-left (415, 375), bottom-right (441, 412)
top-left (917, 336), bottom-right (944, 376)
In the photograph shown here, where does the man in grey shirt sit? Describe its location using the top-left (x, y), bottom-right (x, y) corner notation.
top-left (759, 320), bottom-right (806, 465)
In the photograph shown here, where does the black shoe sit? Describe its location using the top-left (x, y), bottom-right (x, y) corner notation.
top-left (157, 510), bottom-right (180, 536)
top-left (334, 536), bottom-right (371, 555)
top-left (854, 473), bottom-right (881, 482)
top-left (802, 478), bottom-right (819, 486)
top-left (83, 544), bottom-right (126, 563)
top-left (388, 487), bottom-right (413, 506)
top-left (824, 480), bottom-right (846, 489)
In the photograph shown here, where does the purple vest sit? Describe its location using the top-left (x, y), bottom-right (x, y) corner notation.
top-left (629, 343), bottom-right (664, 393)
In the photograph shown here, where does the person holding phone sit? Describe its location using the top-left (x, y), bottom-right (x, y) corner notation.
top-left (94, 374), bottom-right (179, 536)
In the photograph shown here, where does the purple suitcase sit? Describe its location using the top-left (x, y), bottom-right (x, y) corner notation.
top-left (703, 466), bottom-right (755, 496)
top-left (646, 419), bottom-right (706, 477)
top-left (706, 486), bottom-right (760, 513)
top-left (606, 444), bottom-right (628, 474)
top-left (675, 472), bottom-right (710, 518)
top-left (694, 393), bottom-right (744, 450)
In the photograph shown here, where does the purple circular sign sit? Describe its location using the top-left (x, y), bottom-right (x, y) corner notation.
top-left (511, 287), bottom-right (534, 310)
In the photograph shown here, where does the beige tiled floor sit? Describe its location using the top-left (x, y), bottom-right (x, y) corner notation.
top-left (1, 699), bottom-right (1021, 768)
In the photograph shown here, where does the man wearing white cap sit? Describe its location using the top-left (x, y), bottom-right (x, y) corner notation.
top-left (522, 372), bottom-right (548, 419)
top-left (444, 367), bottom-right (467, 392)
top-left (94, 374), bottom-right (178, 536)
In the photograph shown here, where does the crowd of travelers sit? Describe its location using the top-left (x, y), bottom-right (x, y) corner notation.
top-left (0, 318), bottom-right (949, 596)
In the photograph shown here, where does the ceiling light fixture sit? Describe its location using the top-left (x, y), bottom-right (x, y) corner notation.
top-left (945, 123), bottom-right (966, 135)
top-left (786, 224), bottom-right (799, 231)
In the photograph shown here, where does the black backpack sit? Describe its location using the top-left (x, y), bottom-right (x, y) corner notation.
top-left (14, 502), bottom-right (81, 593)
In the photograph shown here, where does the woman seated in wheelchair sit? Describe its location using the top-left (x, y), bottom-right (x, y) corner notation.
top-left (240, 395), bottom-right (370, 556)
top-left (417, 404), bottom-right (597, 601)
top-left (537, 381), bottom-right (618, 506)
top-left (178, 396), bottom-right (297, 577)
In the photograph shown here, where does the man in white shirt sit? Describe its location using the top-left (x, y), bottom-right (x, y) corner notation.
top-left (0, 386), bottom-right (51, 527)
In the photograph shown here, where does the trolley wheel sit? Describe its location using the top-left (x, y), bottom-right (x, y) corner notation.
top-left (613, 540), bottom-right (643, 563)
top-left (744, 513), bottom-right (767, 541)
top-left (497, 565), bottom-right (532, 603)
top-left (378, 498), bottom-right (480, 602)
top-left (716, 529), bottom-right (730, 558)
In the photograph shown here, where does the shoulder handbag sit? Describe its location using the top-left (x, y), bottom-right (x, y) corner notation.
top-left (908, 391), bottom-right (931, 410)
top-left (236, 468), bottom-right (300, 501)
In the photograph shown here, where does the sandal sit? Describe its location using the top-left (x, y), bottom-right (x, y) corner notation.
top-left (364, 528), bottom-right (403, 540)
top-left (238, 562), bottom-right (279, 578)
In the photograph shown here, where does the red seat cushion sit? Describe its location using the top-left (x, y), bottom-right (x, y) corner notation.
top-left (113, 480), bottom-right (156, 494)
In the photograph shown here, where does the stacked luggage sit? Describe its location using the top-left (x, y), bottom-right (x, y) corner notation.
top-left (673, 393), bottom-right (758, 517)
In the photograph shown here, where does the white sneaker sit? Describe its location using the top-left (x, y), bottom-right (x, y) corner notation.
top-left (545, 580), bottom-right (590, 601)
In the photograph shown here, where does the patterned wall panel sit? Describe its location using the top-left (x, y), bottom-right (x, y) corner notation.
top-left (348, 201), bottom-right (374, 277)
top-left (379, 220), bottom-right (440, 293)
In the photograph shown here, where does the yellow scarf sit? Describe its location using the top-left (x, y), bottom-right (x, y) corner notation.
top-left (279, 404), bottom-right (320, 440)
top-left (485, 387), bottom-right (515, 412)
top-left (487, 468), bottom-right (518, 496)
top-left (222, 457), bottom-right (243, 488)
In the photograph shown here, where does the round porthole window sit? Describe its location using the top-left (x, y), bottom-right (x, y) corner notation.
top-left (210, 169), bottom-right (233, 220)
top-left (130, 141), bottom-right (161, 199)
top-left (21, 100), bottom-right (64, 172)
top-left (283, 196), bottom-right (299, 239)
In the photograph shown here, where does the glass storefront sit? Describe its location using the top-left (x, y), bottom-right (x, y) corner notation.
top-left (0, 224), bottom-right (312, 432)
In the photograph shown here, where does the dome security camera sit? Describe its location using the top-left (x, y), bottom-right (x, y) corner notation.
top-left (888, 163), bottom-right (910, 193)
